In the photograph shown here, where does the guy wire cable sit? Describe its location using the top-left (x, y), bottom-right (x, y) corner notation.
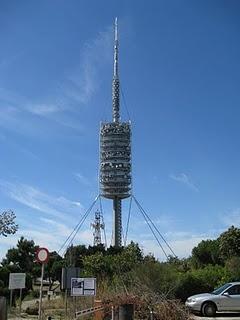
top-left (132, 195), bottom-right (168, 260)
top-left (66, 196), bottom-right (100, 248)
top-left (124, 195), bottom-right (133, 246)
top-left (58, 195), bottom-right (99, 254)
top-left (133, 195), bottom-right (177, 258)
top-left (99, 195), bottom-right (107, 248)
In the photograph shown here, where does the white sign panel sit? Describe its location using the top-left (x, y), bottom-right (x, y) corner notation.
top-left (71, 278), bottom-right (96, 296)
top-left (9, 273), bottom-right (26, 290)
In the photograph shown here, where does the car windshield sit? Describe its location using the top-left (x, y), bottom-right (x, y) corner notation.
top-left (211, 283), bottom-right (232, 295)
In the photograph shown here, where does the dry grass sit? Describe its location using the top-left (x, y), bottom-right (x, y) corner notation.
top-left (100, 293), bottom-right (190, 320)
top-left (41, 294), bottom-right (94, 319)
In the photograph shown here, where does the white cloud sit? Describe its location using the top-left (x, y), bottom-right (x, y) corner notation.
top-left (0, 24), bottom-right (112, 134)
top-left (0, 214), bottom-right (95, 260)
top-left (25, 104), bottom-right (64, 116)
top-left (75, 173), bottom-right (91, 186)
top-left (63, 26), bottom-right (112, 104)
top-left (0, 181), bottom-right (83, 220)
top-left (40, 217), bottom-right (74, 237)
top-left (220, 208), bottom-right (240, 227)
top-left (170, 173), bottom-right (199, 192)
top-left (133, 232), bottom-right (214, 261)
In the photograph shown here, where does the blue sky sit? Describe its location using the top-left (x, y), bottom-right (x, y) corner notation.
top-left (1, 0), bottom-right (240, 260)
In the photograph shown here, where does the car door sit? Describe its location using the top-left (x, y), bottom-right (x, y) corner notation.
top-left (220, 285), bottom-right (240, 311)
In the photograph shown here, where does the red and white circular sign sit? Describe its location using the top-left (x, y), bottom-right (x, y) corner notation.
top-left (36, 247), bottom-right (49, 263)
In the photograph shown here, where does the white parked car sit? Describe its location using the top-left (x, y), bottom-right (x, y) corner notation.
top-left (185, 282), bottom-right (240, 317)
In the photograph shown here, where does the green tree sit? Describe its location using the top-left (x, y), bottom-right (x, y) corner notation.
top-left (2, 237), bottom-right (38, 273)
top-left (65, 244), bottom-right (105, 267)
top-left (45, 251), bottom-right (64, 291)
top-left (225, 256), bottom-right (240, 281)
top-left (193, 265), bottom-right (227, 288)
top-left (82, 242), bottom-right (143, 279)
top-left (0, 210), bottom-right (18, 236)
top-left (175, 273), bottom-right (212, 302)
top-left (218, 226), bottom-right (240, 260)
top-left (83, 252), bottom-right (111, 278)
top-left (191, 239), bottom-right (222, 268)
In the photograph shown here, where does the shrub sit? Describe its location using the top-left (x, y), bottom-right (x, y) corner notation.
top-left (174, 273), bottom-right (211, 302)
top-left (225, 256), bottom-right (240, 281)
top-left (25, 306), bottom-right (38, 315)
top-left (193, 264), bottom-right (227, 288)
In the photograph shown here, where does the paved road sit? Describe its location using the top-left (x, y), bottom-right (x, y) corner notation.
top-left (193, 312), bottom-right (240, 320)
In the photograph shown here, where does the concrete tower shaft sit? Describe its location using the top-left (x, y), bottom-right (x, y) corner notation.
top-left (99, 18), bottom-right (132, 247)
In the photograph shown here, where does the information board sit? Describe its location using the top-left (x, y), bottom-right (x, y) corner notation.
top-left (71, 278), bottom-right (96, 296)
top-left (9, 273), bottom-right (26, 290)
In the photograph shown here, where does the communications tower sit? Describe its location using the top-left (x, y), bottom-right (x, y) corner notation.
top-left (99, 18), bottom-right (132, 247)
top-left (91, 210), bottom-right (105, 246)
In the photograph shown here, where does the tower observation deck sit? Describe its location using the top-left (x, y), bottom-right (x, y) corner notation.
top-left (99, 18), bottom-right (132, 247)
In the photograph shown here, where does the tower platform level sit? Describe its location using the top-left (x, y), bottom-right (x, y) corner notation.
top-left (100, 121), bottom-right (131, 199)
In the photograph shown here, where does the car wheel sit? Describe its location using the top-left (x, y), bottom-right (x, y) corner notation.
top-left (202, 302), bottom-right (216, 317)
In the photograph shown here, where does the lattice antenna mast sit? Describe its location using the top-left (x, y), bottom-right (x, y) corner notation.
top-left (91, 210), bottom-right (105, 246)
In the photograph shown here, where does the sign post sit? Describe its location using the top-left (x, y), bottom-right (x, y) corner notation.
top-left (8, 273), bottom-right (26, 313)
top-left (71, 278), bottom-right (96, 297)
top-left (36, 247), bottom-right (49, 320)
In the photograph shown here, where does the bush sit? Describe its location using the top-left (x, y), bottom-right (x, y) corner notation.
top-left (174, 273), bottom-right (212, 302)
top-left (193, 264), bottom-right (227, 288)
top-left (26, 306), bottom-right (38, 315)
top-left (131, 261), bottom-right (178, 297)
top-left (225, 256), bottom-right (240, 281)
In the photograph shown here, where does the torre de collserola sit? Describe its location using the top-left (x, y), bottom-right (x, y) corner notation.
top-left (99, 18), bottom-right (132, 247)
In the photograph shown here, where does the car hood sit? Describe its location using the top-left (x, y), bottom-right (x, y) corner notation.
top-left (188, 293), bottom-right (214, 300)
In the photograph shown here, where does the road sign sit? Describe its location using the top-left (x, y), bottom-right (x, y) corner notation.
top-left (35, 247), bottom-right (49, 320)
top-left (9, 273), bottom-right (26, 290)
top-left (71, 278), bottom-right (96, 296)
top-left (36, 247), bottom-right (49, 263)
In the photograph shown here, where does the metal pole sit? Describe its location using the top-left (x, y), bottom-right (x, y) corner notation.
top-left (38, 263), bottom-right (45, 320)
top-left (150, 308), bottom-right (154, 320)
top-left (65, 288), bottom-right (68, 318)
top-left (19, 288), bottom-right (22, 315)
top-left (111, 306), bottom-right (115, 320)
top-left (10, 289), bottom-right (13, 311)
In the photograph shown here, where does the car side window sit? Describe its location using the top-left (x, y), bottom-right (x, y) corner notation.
top-left (227, 285), bottom-right (240, 295)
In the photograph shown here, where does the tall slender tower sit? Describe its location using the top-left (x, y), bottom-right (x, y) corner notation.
top-left (99, 18), bottom-right (132, 247)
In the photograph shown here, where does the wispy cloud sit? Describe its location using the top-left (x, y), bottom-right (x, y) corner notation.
top-left (170, 173), bottom-right (199, 192)
top-left (133, 230), bottom-right (218, 260)
top-left (220, 208), bottom-right (240, 227)
top-left (0, 88), bottom-right (65, 120)
top-left (74, 173), bottom-right (91, 186)
top-left (25, 104), bottom-right (65, 116)
top-left (63, 26), bottom-right (112, 104)
top-left (0, 25), bottom-right (112, 134)
top-left (0, 181), bottom-right (83, 220)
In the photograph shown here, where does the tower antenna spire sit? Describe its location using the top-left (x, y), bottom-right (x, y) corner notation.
top-left (112, 17), bottom-right (120, 123)
top-left (114, 17), bottom-right (118, 78)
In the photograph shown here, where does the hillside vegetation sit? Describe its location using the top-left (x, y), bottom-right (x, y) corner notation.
top-left (1, 226), bottom-right (240, 318)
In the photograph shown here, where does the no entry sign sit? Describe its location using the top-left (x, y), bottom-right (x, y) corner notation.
top-left (35, 247), bottom-right (49, 320)
top-left (36, 247), bottom-right (49, 264)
